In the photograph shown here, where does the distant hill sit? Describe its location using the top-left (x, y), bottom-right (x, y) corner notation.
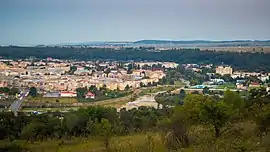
top-left (133, 40), bottom-right (270, 47)
top-left (134, 40), bottom-right (270, 44)
top-left (47, 40), bottom-right (270, 47)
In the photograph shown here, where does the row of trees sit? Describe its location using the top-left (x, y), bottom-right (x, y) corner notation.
top-left (1, 46), bottom-right (270, 71)
top-left (0, 87), bottom-right (19, 96)
top-left (0, 106), bottom-right (172, 144)
top-left (1, 88), bottom-right (270, 151)
top-left (76, 85), bottom-right (131, 102)
top-left (156, 88), bottom-right (270, 150)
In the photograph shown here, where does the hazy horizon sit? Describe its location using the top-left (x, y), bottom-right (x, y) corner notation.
top-left (1, 0), bottom-right (270, 45)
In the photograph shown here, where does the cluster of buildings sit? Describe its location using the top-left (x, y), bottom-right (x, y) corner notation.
top-left (0, 59), bottom-right (173, 97)
top-left (216, 66), bottom-right (270, 90)
top-left (182, 64), bottom-right (270, 91)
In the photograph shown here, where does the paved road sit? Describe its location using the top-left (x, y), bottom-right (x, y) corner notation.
top-left (10, 89), bottom-right (29, 116)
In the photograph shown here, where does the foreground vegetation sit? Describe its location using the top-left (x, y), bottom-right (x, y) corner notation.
top-left (1, 88), bottom-right (270, 151)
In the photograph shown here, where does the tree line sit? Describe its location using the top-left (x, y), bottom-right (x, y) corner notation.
top-left (1, 88), bottom-right (270, 151)
top-left (1, 46), bottom-right (270, 71)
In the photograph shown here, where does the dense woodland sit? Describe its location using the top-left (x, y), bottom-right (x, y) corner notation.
top-left (1, 88), bottom-right (270, 151)
top-left (1, 46), bottom-right (270, 71)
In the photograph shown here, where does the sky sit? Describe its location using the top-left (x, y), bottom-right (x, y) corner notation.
top-left (0, 0), bottom-right (270, 45)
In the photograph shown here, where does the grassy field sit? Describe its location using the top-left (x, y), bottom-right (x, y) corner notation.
top-left (216, 83), bottom-right (236, 89)
top-left (26, 97), bottom-right (78, 104)
top-left (2, 121), bottom-right (270, 152)
top-left (139, 85), bottom-right (179, 96)
top-left (22, 107), bottom-right (80, 113)
top-left (22, 95), bottom-right (133, 112)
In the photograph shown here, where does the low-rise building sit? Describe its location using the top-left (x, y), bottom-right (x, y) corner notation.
top-left (249, 82), bottom-right (261, 88)
top-left (85, 91), bottom-right (95, 99)
top-left (43, 92), bottom-right (60, 98)
top-left (60, 91), bottom-right (77, 97)
top-left (236, 84), bottom-right (248, 90)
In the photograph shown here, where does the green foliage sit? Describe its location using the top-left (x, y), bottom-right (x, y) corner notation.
top-left (9, 87), bottom-right (19, 96)
top-left (2, 88), bottom-right (270, 151)
top-left (0, 87), bottom-right (19, 96)
top-left (181, 94), bottom-right (238, 138)
top-left (252, 105), bottom-right (270, 134)
top-left (155, 93), bottom-right (181, 107)
top-left (2, 46), bottom-right (270, 71)
top-left (0, 87), bottom-right (10, 93)
top-left (203, 87), bottom-right (210, 94)
top-left (29, 87), bottom-right (37, 97)
top-left (21, 121), bottom-right (46, 142)
top-left (76, 87), bottom-right (88, 98)
top-left (200, 100), bottom-right (232, 138)
top-left (124, 85), bottom-right (130, 91)
top-left (0, 143), bottom-right (28, 152)
top-left (76, 85), bottom-right (131, 102)
top-left (223, 90), bottom-right (245, 110)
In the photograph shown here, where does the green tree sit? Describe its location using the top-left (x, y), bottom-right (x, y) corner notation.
top-left (9, 87), bottom-right (19, 96)
top-left (159, 109), bottom-right (189, 150)
top-left (179, 89), bottom-right (186, 100)
top-left (29, 87), bottom-right (37, 97)
top-left (223, 90), bottom-right (245, 110)
top-left (93, 118), bottom-right (112, 150)
top-left (76, 87), bottom-right (88, 99)
top-left (125, 85), bottom-right (130, 91)
top-left (182, 94), bottom-right (233, 138)
top-left (127, 64), bottom-right (133, 74)
top-left (200, 100), bottom-right (232, 138)
top-left (252, 104), bottom-right (270, 135)
top-left (89, 85), bottom-right (98, 94)
top-left (221, 74), bottom-right (234, 83)
top-left (202, 87), bottom-right (210, 95)
top-left (0, 87), bottom-right (10, 93)
top-left (21, 121), bottom-right (46, 142)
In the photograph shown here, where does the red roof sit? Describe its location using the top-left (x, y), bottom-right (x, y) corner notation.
top-left (250, 82), bottom-right (260, 85)
top-left (85, 91), bottom-right (95, 96)
top-left (61, 91), bottom-right (77, 94)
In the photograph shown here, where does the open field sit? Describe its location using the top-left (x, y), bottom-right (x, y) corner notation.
top-left (26, 97), bottom-right (78, 104)
top-left (139, 85), bottom-right (179, 96)
top-left (22, 107), bottom-right (80, 112)
top-left (216, 83), bottom-right (236, 89)
top-left (21, 94), bottom-right (134, 111)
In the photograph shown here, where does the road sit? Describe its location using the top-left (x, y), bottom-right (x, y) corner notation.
top-left (10, 89), bottom-right (29, 116)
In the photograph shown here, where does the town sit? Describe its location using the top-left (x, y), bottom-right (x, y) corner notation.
top-left (1, 58), bottom-right (270, 112)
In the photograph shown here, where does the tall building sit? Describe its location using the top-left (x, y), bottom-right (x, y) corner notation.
top-left (216, 66), bottom-right (233, 76)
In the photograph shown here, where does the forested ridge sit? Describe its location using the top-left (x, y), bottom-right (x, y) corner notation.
top-left (1, 46), bottom-right (270, 71)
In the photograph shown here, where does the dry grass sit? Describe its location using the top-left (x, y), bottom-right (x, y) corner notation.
top-left (3, 122), bottom-right (270, 152)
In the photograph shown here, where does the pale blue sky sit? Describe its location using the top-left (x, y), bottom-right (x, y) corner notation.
top-left (0, 0), bottom-right (270, 45)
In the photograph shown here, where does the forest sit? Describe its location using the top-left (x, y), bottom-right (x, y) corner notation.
top-left (1, 88), bottom-right (270, 151)
top-left (1, 46), bottom-right (270, 71)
